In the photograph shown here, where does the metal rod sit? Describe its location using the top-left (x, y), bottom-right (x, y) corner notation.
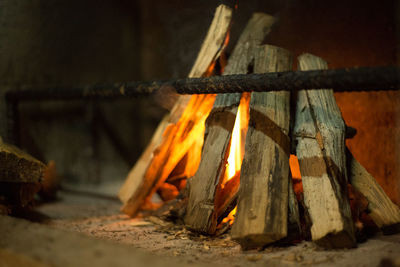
top-left (5, 66), bottom-right (399, 102)
top-left (175, 66), bottom-right (400, 94)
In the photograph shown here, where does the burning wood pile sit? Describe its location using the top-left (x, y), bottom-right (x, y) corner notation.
top-left (119, 5), bottom-right (400, 249)
top-left (0, 2), bottom-right (397, 256)
top-left (118, 4), bottom-right (400, 249)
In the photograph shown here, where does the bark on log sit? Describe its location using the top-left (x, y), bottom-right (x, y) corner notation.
top-left (184, 13), bottom-right (276, 234)
top-left (293, 53), bottom-right (355, 248)
top-left (347, 150), bottom-right (400, 234)
top-left (0, 140), bottom-right (44, 183)
top-left (0, 139), bottom-right (45, 208)
top-left (118, 4), bottom-right (232, 216)
top-left (231, 45), bottom-right (292, 248)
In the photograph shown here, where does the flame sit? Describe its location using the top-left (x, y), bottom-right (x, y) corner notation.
top-left (216, 93), bottom-right (250, 228)
top-left (204, 61), bottom-right (217, 77)
top-left (221, 206), bottom-right (237, 226)
top-left (226, 107), bottom-right (242, 180)
top-left (225, 93), bottom-right (250, 181)
top-left (289, 155), bottom-right (301, 179)
top-left (289, 154), bottom-right (303, 200)
top-left (223, 31), bottom-right (230, 49)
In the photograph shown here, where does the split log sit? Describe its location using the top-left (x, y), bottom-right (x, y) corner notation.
top-left (231, 45), bottom-right (292, 248)
top-left (0, 140), bottom-right (44, 183)
top-left (118, 4), bottom-right (232, 216)
top-left (184, 13), bottom-right (276, 234)
top-left (293, 53), bottom-right (355, 248)
top-left (0, 139), bottom-right (45, 208)
top-left (347, 150), bottom-right (400, 234)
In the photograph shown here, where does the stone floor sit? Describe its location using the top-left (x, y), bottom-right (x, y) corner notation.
top-left (10, 189), bottom-right (395, 267)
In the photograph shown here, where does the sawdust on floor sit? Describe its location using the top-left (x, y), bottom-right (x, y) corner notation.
top-left (31, 190), bottom-right (400, 267)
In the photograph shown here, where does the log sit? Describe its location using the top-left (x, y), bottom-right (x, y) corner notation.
top-left (293, 53), bottom-right (355, 248)
top-left (0, 139), bottom-right (45, 208)
top-left (184, 13), bottom-right (276, 234)
top-left (119, 4), bottom-right (232, 216)
top-left (231, 45), bottom-right (292, 248)
top-left (347, 150), bottom-right (400, 234)
top-left (0, 140), bottom-right (44, 183)
top-left (274, 175), bottom-right (303, 245)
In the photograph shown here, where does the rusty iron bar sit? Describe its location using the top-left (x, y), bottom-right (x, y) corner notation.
top-left (5, 66), bottom-right (400, 102)
top-left (175, 66), bottom-right (400, 94)
top-left (4, 66), bottom-right (399, 145)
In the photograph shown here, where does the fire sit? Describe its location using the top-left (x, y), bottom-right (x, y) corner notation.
top-left (226, 103), bottom-right (243, 180)
top-left (218, 98), bottom-right (303, 228)
top-left (289, 154), bottom-right (303, 199)
top-left (221, 206), bottom-right (237, 225)
top-left (289, 155), bottom-right (301, 179)
top-left (225, 93), bottom-right (251, 181)
top-left (216, 93), bottom-right (250, 227)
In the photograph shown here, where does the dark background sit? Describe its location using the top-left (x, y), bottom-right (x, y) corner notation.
top-left (0, 0), bottom-right (399, 201)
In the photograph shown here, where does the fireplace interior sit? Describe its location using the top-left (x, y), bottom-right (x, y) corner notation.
top-left (0, 0), bottom-right (400, 266)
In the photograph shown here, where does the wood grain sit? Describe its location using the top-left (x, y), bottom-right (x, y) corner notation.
top-left (118, 5), bottom-right (232, 216)
top-left (184, 13), bottom-right (276, 234)
top-left (231, 44), bottom-right (292, 248)
top-left (348, 151), bottom-right (400, 232)
top-left (293, 53), bottom-right (355, 248)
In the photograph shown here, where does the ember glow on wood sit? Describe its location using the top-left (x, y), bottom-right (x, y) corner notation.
top-left (111, 4), bottom-right (400, 251)
top-left (293, 54), bottom-right (356, 248)
top-left (118, 4), bottom-right (232, 216)
top-left (347, 150), bottom-right (400, 232)
top-left (184, 13), bottom-right (276, 234)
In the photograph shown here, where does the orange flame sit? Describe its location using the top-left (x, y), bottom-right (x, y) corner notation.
top-left (289, 155), bottom-right (301, 179)
top-left (217, 93), bottom-right (250, 227)
top-left (221, 206), bottom-right (237, 226)
top-left (225, 93), bottom-right (250, 181)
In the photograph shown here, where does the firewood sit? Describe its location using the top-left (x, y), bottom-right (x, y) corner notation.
top-left (119, 4), bottom-right (233, 216)
top-left (231, 45), bottom-right (292, 248)
top-left (157, 183), bottom-right (179, 202)
top-left (293, 53), bottom-right (356, 248)
top-left (0, 140), bottom-right (45, 208)
top-left (0, 140), bottom-right (44, 183)
top-left (347, 150), bottom-right (400, 234)
top-left (184, 13), bottom-right (276, 234)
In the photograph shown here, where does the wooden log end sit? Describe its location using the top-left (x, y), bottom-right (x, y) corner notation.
top-left (0, 142), bottom-right (45, 183)
top-left (184, 203), bottom-right (215, 234)
top-left (120, 196), bottom-right (143, 217)
top-left (0, 141), bottom-right (45, 210)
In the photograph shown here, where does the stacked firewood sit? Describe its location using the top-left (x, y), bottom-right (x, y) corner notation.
top-left (118, 4), bottom-right (400, 249)
top-left (0, 137), bottom-right (45, 214)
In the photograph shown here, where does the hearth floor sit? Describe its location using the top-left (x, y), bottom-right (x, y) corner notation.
top-left (10, 188), bottom-right (400, 267)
